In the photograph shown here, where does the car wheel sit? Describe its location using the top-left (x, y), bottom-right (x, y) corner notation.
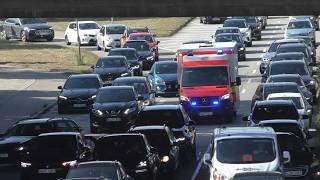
top-left (242, 55), bottom-right (246, 61)
top-left (103, 42), bottom-right (108, 52)
top-left (21, 30), bottom-right (27, 42)
top-left (1, 30), bottom-right (9, 40)
top-left (65, 35), bottom-right (71, 45)
top-left (46, 37), bottom-right (54, 42)
top-left (90, 125), bottom-right (98, 134)
top-left (97, 42), bottom-right (101, 50)
top-left (200, 18), bottom-right (203, 23)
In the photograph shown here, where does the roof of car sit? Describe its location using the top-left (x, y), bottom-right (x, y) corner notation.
top-left (225, 18), bottom-right (246, 22)
top-left (39, 132), bottom-right (80, 137)
top-left (255, 100), bottom-right (295, 106)
top-left (182, 40), bottom-right (211, 44)
top-left (275, 52), bottom-right (305, 56)
top-left (105, 24), bottom-right (126, 27)
top-left (142, 105), bottom-right (180, 111)
top-left (277, 43), bottom-right (307, 48)
top-left (267, 92), bottom-right (302, 99)
top-left (263, 82), bottom-right (299, 87)
top-left (110, 48), bottom-right (136, 52)
top-left (17, 117), bottom-right (74, 125)
top-left (70, 21), bottom-right (97, 24)
top-left (268, 74), bottom-right (302, 79)
top-left (100, 86), bottom-right (134, 91)
top-left (130, 125), bottom-right (168, 131)
top-left (288, 18), bottom-right (311, 22)
top-left (125, 40), bottom-right (148, 43)
top-left (270, 60), bottom-right (306, 65)
top-left (69, 74), bottom-right (100, 79)
top-left (129, 32), bottom-right (152, 36)
top-left (100, 133), bottom-right (144, 139)
top-left (99, 56), bottom-right (126, 60)
top-left (274, 39), bottom-right (303, 43)
top-left (113, 77), bottom-right (147, 83)
top-left (76, 161), bottom-right (121, 167)
top-left (155, 61), bottom-right (177, 65)
top-left (215, 33), bottom-right (241, 37)
top-left (217, 27), bottom-right (240, 30)
top-left (214, 127), bottom-right (276, 138)
top-left (258, 119), bottom-right (300, 125)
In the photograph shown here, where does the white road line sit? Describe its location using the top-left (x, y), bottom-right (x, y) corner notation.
top-left (241, 89), bottom-right (246, 94)
top-left (256, 61), bottom-right (260, 65)
top-left (247, 79), bottom-right (252, 83)
top-left (191, 144), bottom-right (211, 180)
top-left (252, 69), bottom-right (257, 74)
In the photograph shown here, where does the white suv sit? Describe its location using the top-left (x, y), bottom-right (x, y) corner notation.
top-left (64, 21), bottom-right (100, 45)
top-left (203, 127), bottom-right (290, 180)
top-left (97, 24), bottom-right (126, 51)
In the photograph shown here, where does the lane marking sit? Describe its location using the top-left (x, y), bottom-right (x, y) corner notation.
top-left (252, 69), bottom-right (257, 74)
top-left (256, 61), bottom-right (260, 65)
top-left (241, 89), bottom-right (246, 94)
top-left (191, 143), bottom-right (211, 180)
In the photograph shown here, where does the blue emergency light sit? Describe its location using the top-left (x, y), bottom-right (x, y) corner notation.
top-left (191, 101), bottom-right (197, 106)
top-left (187, 50), bottom-right (193, 56)
top-left (217, 49), bottom-right (224, 55)
top-left (212, 100), bottom-right (220, 105)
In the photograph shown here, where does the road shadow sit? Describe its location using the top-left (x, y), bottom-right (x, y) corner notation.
top-left (0, 40), bottom-right (64, 50)
top-left (0, 66), bottom-right (66, 80)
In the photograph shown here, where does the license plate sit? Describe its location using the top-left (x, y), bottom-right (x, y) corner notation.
top-left (39, 30), bottom-right (49, 35)
top-left (107, 118), bottom-right (121, 122)
top-left (73, 104), bottom-right (86, 108)
top-left (0, 153), bottom-right (8, 158)
top-left (167, 85), bottom-right (172, 88)
top-left (285, 170), bottom-right (303, 176)
top-left (199, 112), bottom-right (213, 116)
top-left (38, 169), bottom-right (56, 174)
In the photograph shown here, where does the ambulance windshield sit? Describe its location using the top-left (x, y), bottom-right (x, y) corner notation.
top-left (182, 66), bottom-right (229, 87)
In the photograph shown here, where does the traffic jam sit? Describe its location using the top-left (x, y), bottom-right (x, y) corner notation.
top-left (0, 16), bottom-right (320, 180)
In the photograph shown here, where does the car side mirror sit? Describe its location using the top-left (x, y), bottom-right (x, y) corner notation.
top-left (282, 151), bottom-right (291, 164)
top-left (15, 23), bottom-right (20, 26)
top-left (242, 116), bottom-right (249, 121)
top-left (236, 77), bottom-right (241, 86)
top-left (203, 153), bottom-right (212, 167)
top-left (137, 95), bottom-right (144, 101)
top-left (58, 86), bottom-right (62, 90)
top-left (157, 40), bottom-right (160, 44)
top-left (73, 28), bottom-right (78, 31)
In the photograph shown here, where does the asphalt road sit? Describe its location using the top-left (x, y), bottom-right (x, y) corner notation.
top-left (0, 17), bottom-right (319, 180)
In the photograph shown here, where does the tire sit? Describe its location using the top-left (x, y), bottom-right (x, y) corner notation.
top-left (200, 18), bottom-right (203, 23)
top-left (65, 35), bottom-right (71, 45)
top-left (257, 35), bottom-right (262, 40)
top-left (247, 41), bottom-right (253, 47)
top-left (20, 30), bottom-right (27, 42)
top-left (90, 125), bottom-right (98, 134)
top-left (1, 30), bottom-right (9, 40)
top-left (97, 43), bottom-right (101, 50)
top-left (242, 55), bottom-right (246, 61)
top-left (103, 42), bottom-right (108, 52)
top-left (46, 37), bottom-right (53, 42)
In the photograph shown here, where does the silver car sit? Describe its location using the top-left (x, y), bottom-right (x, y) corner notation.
top-left (285, 18), bottom-right (315, 44)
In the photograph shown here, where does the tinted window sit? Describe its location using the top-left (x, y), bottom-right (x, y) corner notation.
top-left (96, 89), bottom-right (135, 103)
top-left (109, 50), bottom-right (137, 61)
top-left (267, 76), bottom-right (304, 86)
top-left (273, 54), bottom-right (304, 61)
top-left (79, 23), bottom-right (99, 30)
top-left (113, 82), bottom-right (148, 94)
top-left (6, 123), bottom-right (48, 136)
top-left (270, 63), bottom-right (308, 76)
top-left (67, 165), bottom-right (118, 179)
top-left (129, 35), bottom-right (154, 43)
top-left (224, 20), bottom-right (246, 28)
top-left (182, 66), bottom-right (228, 87)
top-left (155, 63), bottom-right (177, 74)
top-left (20, 18), bottom-right (46, 25)
top-left (268, 42), bottom-right (280, 52)
top-left (131, 130), bottom-right (171, 152)
top-left (137, 110), bottom-right (185, 128)
top-left (268, 97), bottom-right (303, 109)
top-left (252, 105), bottom-right (299, 122)
top-left (123, 42), bottom-right (150, 51)
top-left (64, 77), bottom-right (100, 89)
top-left (264, 85), bottom-right (300, 99)
top-left (277, 47), bottom-right (308, 58)
top-left (96, 57), bottom-right (126, 68)
top-left (106, 26), bottom-right (125, 34)
top-left (287, 21), bottom-right (312, 29)
top-left (234, 174), bottom-right (283, 180)
top-left (217, 138), bottom-right (276, 164)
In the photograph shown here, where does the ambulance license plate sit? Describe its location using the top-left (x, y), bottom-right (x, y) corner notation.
top-left (199, 112), bottom-right (213, 116)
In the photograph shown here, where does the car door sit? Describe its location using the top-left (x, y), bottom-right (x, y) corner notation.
top-left (97, 26), bottom-right (105, 47)
top-left (12, 18), bottom-right (22, 39)
top-left (3, 18), bottom-right (15, 37)
top-left (66, 23), bottom-right (77, 43)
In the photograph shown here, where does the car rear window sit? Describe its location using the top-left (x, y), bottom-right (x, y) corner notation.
top-left (263, 85), bottom-right (299, 99)
top-left (252, 105), bottom-right (299, 122)
top-left (136, 110), bottom-right (185, 128)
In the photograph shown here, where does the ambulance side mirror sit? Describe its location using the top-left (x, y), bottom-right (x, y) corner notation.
top-left (236, 77), bottom-right (241, 86)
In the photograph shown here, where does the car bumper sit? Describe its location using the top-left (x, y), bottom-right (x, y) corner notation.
top-left (58, 99), bottom-right (91, 111)
top-left (80, 37), bottom-right (97, 45)
top-left (21, 166), bottom-right (69, 179)
top-left (283, 165), bottom-right (309, 178)
top-left (90, 114), bottom-right (135, 133)
top-left (27, 30), bottom-right (54, 40)
top-left (154, 84), bottom-right (179, 96)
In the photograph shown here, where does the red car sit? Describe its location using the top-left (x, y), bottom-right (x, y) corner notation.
top-left (128, 32), bottom-right (160, 61)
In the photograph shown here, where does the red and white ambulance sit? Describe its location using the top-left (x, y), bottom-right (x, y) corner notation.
top-left (178, 42), bottom-right (241, 122)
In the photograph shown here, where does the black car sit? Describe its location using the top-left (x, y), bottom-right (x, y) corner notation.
top-left (148, 61), bottom-right (179, 97)
top-left (214, 33), bottom-right (246, 61)
top-left (65, 161), bottom-right (133, 180)
top-left (112, 77), bottom-right (156, 106)
top-left (135, 105), bottom-right (196, 161)
top-left (123, 40), bottom-right (155, 70)
top-left (1, 18), bottom-right (54, 42)
top-left (233, 16), bottom-right (262, 40)
top-left (0, 118), bottom-right (82, 167)
top-left (252, 82), bottom-right (313, 108)
top-left (272, 52), bottom-right (305, 62)
top-left (92, 56), bottom-right (134, 84)
top-left (108, 48), bottom-right (144, 76)
top-left (128, 126), bottom-right (180, 174)
top-left (94, 134), bottom-right (160, 180)
top-left (275, 43), bottom-right (312, 65)
top-left (277, 132), bottom-right (320, 179)
top-left (90, 86), bottom-right (143, 133)
top-left (264, 60), bottom-right (318, 96)
top-left (57, 74), bottom-right (103, 114)
top-left (19, 132), bottom-right (92, 180)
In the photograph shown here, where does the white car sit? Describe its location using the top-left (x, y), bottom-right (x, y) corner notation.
top-left (97, 24), bottom-right (126, 51)
top-left (203, 127), bottom-right (289, 180)
top-left (266, 93), bottom-right (312, 129)
top-left (223, 19), bottom-right (252, 47)
top-left (64, 21), bottom-right (100, 45)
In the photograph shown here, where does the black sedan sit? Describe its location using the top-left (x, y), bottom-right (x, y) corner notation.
top-left (90, 86), bottom-right (144, 133)
top-left (233, 16), bottom-right (262, 40)
top-left (112, 77), bottom-right (156, 106)
top-left (135, 105), bottom-right (196, 162)
top-left (1, 18), bottom-right (54, 42)
top-left (123, 40), bottom-right (156, 70)
top-left (92, 56), bottom-right (134, 84)
top-left (0, 118), bottom-right (82, 167)
top-left (214, 33), bottom-right (246, 61)
top-left (57, 74), bottom-right (103, 114)
top-left (94, 134), bottom-right (161, 180)
top-left (128, 126), bottom-right (180, 175)
top-left (108, 48), bottom-right (144, 76)
top-left (19, 132), bottom-right (92, 180)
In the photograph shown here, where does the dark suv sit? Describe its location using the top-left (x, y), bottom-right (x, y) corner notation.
top-left (233, 16), bottom-right (262, 40)
top-left (90, 86), bottom-right (143, 133)
top-left (94, 134), bottom-right (160, 180)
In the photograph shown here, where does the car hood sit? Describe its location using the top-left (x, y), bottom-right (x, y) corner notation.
top-left (261, 52), bottom-right (276, 60)
top-left (94, 67), bottom-right (127, 75)
top-left (93, 102), bottom-right (136, 111)
top-left (137, 51), bottom-right (153, 57)
top-left (106, 34), bottom-right (121, 40)
top-left (215, 161), bottom-right (279, 179)
top-left (128, 60), bottom-right (140, 66)
top-left (61, 89), bottom-right (98, 98)
top-left (181, 86), bottom-right (229, 98)
top-left (286, 29), bottom-right (313, 35)
top-left (21, 23), bottom-right (52, 29)
top-left (0, 136), bottom-right (34, 146)
top-left (157, 74), bottom-right (178, 82)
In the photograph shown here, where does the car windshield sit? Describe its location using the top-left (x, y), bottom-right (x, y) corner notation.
top-left (262, 123), bottom-right (304, 140)
top-left (79, 23), bottom-right (99, 30)
top-left (182, 66), bottom-right (228, 87)
top-left (224, 21), bottom-right (246, 28)
top-left (133, 130), bottom-right (171, 151)
top-left (6, 123), bottom-right (48, 136)
top-left (129, 35), bottom-right (154, 43)
top-left (217, 138), bottom-right (276, 164)
top-left (267, 77), bottom-right (304, 86)
top-left (109, 50), bottom-right (137, 61)
top-left (155, 63), bottom-right (177, 74)
top-left (106, 26), bottom-right (125, 34)
top-left (277, 47), bottom-right (308, 58)
top-left (124, 42), bottom-right (150, 51)
top-left (264, 85), bottom-right (300, 99)
top-left (96, 58), bottom-right (126, 68)
top-left (137, 110), bottom-right (185, 128)
top-left (113, 82), bottom-right (148, 94)
top-left (20, 18), bottom-right (46, 24)
top-left (273, 54), bottom-right (304, 61)
top-left (96, 89), bottom-right (135, 103)
top-left (268, 97), bottom-right (303, 109)
top-left (268, 42), bottom-right (280, 52)
top-left (216, 29), bottom-right (239, 35)
top-left (235, 16), bottom-right (256, 23)
top-left (128, 28), bottom-right (149, 34)
top-left (287, 21), bottom-right (311, 29)
top-left (252, 105), bottom-right (299, 122)
top-left (270, 63), bottom-right (308, 76)
top-left (215, 35), bottom-right (241, 43)
top-left (66, 165), bottom-right (118, 179)
top-left (64, 77), bottom-right (100, 89)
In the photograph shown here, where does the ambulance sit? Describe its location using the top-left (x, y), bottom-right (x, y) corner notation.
top-left (178, 42), bottom-right (241, 122)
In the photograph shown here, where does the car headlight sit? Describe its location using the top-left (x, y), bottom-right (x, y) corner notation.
top-left (146, 56), bottom-right (154, 61)
top-left (309, 31), bottom-right (314, 35)
top-left (21, 162), bottom-right (31, 168)
top-left (221, 93), bottom-right (231, 100)
top-left (180, 96), bottom-right (190, 102)
top-left (121, 72), bottom-right (129, 77)
top-left (143, 100), bottom-right (150, 106)
top-left (24, 27), bottom-right (36, 32)
top-left (161, 156), bottom-right (170, 162)
top-left (93, 109), bottom-right (104, 116)
top-left (262, 58), bottom-right (270, 61)
top-left (137, 161), bottom-right (147, 168)
top-left (309, 80), bottom-right (315, 85)
top-left (59, 95), bottom-right (68, 100)
top-left (124, 107), bottom-right (137, 115)
top-left (62, 160), bottom-right (77, 167)
top-left (49, 27), bottom-right (54, 30)
top-left (239, 47), bottom-right (244, 51)
top-left (175, 137), bottom-right (186, 142)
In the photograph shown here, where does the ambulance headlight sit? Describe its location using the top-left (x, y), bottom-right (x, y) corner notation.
top-left (221, 93), bottom-right (231, 100)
